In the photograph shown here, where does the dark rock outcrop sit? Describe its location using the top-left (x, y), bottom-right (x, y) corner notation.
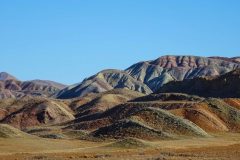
top-left (158, 69), bottom-right (240, 98)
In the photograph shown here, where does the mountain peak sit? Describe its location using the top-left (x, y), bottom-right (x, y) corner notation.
top-left (0, 72), bottom-right (17, 81)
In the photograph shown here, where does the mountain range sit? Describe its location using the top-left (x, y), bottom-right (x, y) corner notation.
top-left (1, 55), bottom-right (240, 100)
top-left (0, 54), bottom-right (240, 157)
top-left (0, 72), bottom-right (66, 99)
top-left (56, 55), bottom-right (240, 99)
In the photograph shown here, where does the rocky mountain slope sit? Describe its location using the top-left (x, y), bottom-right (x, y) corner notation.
top-left (126, 55), bottom-right (240, 91)
top-left (56, 69), bottom-right (151, 99)
top-left (158, 69), bottom-right (240, 98)
top-left (57, 56), bottom-right (240, 99)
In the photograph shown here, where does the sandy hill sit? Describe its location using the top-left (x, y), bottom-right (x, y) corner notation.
top-left (63, 92), bottom-right (240, 140)
top-left (0, 97), bottom-right (74, 129)
top-left (0, 124), bottom-right (31, 138)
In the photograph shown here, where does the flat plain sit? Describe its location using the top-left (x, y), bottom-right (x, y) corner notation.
top-left (0, 133), bottom-right (240, 160)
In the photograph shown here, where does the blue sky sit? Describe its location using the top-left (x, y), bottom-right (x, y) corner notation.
top-left (0, 0), bottom-right (240, 84)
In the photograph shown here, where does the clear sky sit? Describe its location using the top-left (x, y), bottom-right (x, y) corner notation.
top-left (0, 0), bottom-right (240, 84)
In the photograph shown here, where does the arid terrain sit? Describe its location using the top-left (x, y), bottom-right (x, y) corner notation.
top-left (0, 133), bottom-right (240, 160)
top-left (0, 56), bottom-right (240, 160)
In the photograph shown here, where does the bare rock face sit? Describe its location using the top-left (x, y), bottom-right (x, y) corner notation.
top-left (57, 56), bottom-right (240, 99)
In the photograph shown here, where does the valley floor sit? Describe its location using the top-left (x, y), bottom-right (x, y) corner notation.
top-left (0, 133), bottom-right (240, 160)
